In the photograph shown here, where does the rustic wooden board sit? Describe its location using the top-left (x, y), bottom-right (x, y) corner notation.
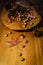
top-left (0, 21), bottom-right (43, 65)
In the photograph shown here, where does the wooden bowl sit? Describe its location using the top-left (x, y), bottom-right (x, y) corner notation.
top-left (1, 4), bottom-right (41, 30)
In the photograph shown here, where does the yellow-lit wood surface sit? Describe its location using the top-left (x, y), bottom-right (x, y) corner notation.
top-left (0, 21), bottom-right (43, 65)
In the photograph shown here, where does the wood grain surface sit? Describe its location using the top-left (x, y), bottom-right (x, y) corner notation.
top-left (0, 20), bottom-right (43, 65)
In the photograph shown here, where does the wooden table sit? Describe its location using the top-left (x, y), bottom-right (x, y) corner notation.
top-left (0, 20), bottom-right (43, 65)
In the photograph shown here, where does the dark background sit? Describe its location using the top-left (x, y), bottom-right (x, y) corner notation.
top-left (0, 0), bottom-right (43, 28)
